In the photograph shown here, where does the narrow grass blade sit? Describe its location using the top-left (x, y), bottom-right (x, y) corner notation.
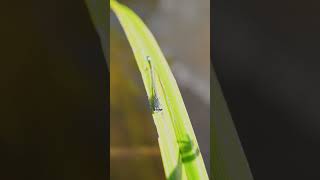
top-left (211, 65), bottom-right (254, 180)
top-left (110, 0), bottom-right (208, 179)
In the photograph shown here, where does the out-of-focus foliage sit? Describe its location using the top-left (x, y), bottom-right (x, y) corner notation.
top-left (84, 0), bottom-right (107, 61)
top-left (211, 66), bottom-right (254, 180)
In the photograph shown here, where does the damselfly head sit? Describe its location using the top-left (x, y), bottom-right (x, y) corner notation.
top-left (146, 56), bottom-right (151, 62)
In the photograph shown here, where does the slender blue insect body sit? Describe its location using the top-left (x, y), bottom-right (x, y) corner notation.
top-left (146, 56), bottom-right (163, 112)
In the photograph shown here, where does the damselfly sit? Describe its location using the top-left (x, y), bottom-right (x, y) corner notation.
top-left (146, 56), bottom-right (163, 112)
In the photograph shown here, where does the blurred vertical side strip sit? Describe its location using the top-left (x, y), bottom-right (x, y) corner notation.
top-left (211, 65), bottom-right (254, 180)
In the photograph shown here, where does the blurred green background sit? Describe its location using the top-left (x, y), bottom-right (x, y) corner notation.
top-left (110, 0), bottom-right (210, 179)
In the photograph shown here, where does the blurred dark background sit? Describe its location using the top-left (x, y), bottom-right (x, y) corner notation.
top-left (213, 0), bottom-right (320, 179)
top-left (0, 1), bottom-right (108, 179)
